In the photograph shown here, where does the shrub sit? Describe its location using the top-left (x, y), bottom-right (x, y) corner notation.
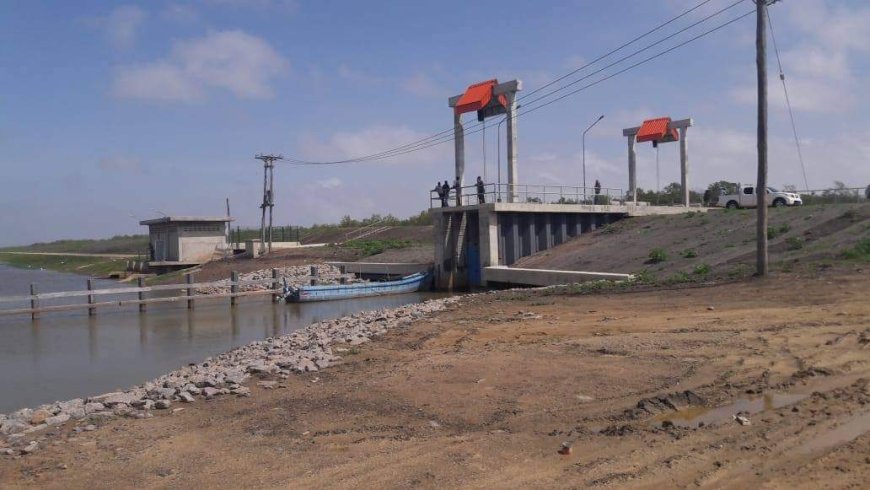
top-left (841, 237), bottom-right (870, 262)
top-left (681, 249), bottom-right (698, 258)
top-left (767, 223), bottom-right (791, 239)
top-left (786, 237), bottom-right (804, 251)
top-left (693, 263), bottom-right (711, 275)
top-left (648, 248), bottom-right (668, 263)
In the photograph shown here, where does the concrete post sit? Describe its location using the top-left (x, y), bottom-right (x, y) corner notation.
top-left (454, 113), bottom-right (465, 199)
top-left (186, 272), bottom-right (194, 309)
top-left (137, 277), bottom-right (146, 313)
top-left (628, 134), bottom-right (637, 203)
top-left (87, 279), bottom-right (96, 316)
top-left (271, 268), bottom-right (279, 302)
top-left (30, 284), bottom-right (38, 320)
top-left (680, 126), bottom-right (689, 207)
top-left (506, 91), bottom-right (519, 203)
top-left (230, 271), bottom-right (239, 307)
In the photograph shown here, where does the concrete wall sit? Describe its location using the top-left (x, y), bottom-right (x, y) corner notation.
top-left (483, 266), bottom-right (632, 286)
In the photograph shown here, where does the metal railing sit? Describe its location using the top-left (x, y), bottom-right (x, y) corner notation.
top-left (429, 183), bottom-right (625, 208)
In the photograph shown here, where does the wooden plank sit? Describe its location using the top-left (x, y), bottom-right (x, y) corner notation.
top-left (0, 289), bottom-right (275, 316)
top-left (0, 278), bottom-right (279, 303)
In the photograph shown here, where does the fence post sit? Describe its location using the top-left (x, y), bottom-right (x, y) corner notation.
top-left (271, 268), bottom-right (279, 302)
top-left (87, 279), bottom-right (96, 316)
top-left (30, 284), bottom-right (38, 320)
top-left (231, 271), bottom-right (239, 307)
top-left (186, 272), bottom-right (194, 309)
top-left (138, 277), bottom-right (146, 313)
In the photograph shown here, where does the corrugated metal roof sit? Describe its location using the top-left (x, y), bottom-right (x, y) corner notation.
top-left (636, 117), bottom-right (672, 143)
top-left (454, 79), bottom-right (498, 115)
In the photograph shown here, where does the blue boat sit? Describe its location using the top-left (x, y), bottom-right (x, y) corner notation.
top-left (282, 272), bottom-right (430, 303)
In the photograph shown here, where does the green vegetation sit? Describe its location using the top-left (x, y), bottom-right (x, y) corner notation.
top-left (647, 248), bottom-right (668, 264)
top-left (786, 236), bottom-right (804, 251)
top-left (841, 237), bottom-right (870, 262)
top-left (1, 234), bottom-right (148, 255)
top-left (680, 249), bottom-right (698, 258)
top-left (767, 223), bottom-right (791, 239)
top-left (343, 239), bottom-right (414, 256)
top-left (693, 263), bottom-right (711, 276)
top-left (0, 253), bottom-right (128, 277)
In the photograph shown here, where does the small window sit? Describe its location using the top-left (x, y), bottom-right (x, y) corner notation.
top-left (743, 187), bottom-right (754, 195)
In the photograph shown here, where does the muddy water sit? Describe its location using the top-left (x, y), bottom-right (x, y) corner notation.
top-left (659, 393), bottom-right (808, 428)
top-left (0, 264), bottom-right (444, 412)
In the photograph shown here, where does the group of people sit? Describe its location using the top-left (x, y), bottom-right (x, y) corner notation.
top-left (434, 176), bottom-right (488, 207)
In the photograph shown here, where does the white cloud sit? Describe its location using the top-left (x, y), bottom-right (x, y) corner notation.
top-left (298, 125), bottom-right (450, 165)
top-left (92, 5), bottom-right (147, 50)
top-left (162, 4), bottom-right (199, 23)
top-left (315, 177), bottom-right (343, 189)
top-left (204, 0), bottom-right (298, 11)
top-left (730, 1), bottom-right (868, 115)
top-left (113, 30), bottom-right (289, 102)
top-left (401, 73), bottom-right (444, 98)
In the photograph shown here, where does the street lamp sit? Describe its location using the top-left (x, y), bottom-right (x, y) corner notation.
top-left (582, 114), bottom-right (605, 202)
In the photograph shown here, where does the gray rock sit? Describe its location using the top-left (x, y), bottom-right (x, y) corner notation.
top-left (0, 419), bottom-right (30, 435)
top-left (154, 400), bottom-right (171, 410)
top-left (178, 392), bottom-right (195, 403)
top-left (23, 423), bottom-right (47, 434)
top-left (256, 381), bottom-right (277, 389)
top-left (149, 387), bottom-right (176, 400)
top-left (83, 424), bottom-right (97, 431)
top-left (20, 441), bottom-right (38, 454)
top-left (84, 402), bottom-right (105, 414)
top-left (201, 387), bottom-right (220, 398)
top-left (92, 392), bottom-right (138, 408)
top-left (45, 413), bottom-right (71, 426)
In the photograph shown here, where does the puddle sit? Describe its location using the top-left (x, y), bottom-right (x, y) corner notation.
top-left (799, 410), bottom-right (870, 454)
top-left (656, 393), bottom-right (808, 429)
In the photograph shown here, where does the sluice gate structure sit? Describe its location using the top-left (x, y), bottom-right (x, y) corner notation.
top-left (431, 186), bottom-right (695, 290)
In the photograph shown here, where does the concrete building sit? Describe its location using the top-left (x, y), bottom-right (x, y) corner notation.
top-left (140, 216), bottom-right (232, 272)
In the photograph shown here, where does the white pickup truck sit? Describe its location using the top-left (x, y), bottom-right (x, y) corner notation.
top-left (717, 185), bottom-right (802, 209)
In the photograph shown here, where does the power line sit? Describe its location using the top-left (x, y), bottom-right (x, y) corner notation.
top-left (280, 9), bottom-right (755, 165)
top-left (281, 0), bottom-right (747, 166)
top-left (767, 9), bottom-right (809, 190)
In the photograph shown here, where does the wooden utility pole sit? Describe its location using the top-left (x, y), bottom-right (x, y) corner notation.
top-left (255, 154), bottom-right (283, 255)
top-left (755, 0), bottom-right (771, 276)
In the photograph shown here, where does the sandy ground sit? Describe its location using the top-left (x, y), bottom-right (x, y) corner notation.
top-left (1, 266), bottom-right (867, 489)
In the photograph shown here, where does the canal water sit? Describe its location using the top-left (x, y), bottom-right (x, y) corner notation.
top-left (0, 264), bottom-right (442, 413)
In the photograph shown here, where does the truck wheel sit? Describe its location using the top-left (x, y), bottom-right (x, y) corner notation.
top-left (773, 198), bottom-right (786, 207)
top-left (726, 201), bottom-right (738, 209)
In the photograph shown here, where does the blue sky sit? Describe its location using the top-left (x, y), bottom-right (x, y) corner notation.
top-left (1, 0), bottom-right (868, 246)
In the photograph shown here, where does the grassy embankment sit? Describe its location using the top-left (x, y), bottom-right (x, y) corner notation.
top-left (0, 234), bottom-right (146, 277)
top-left (0, 253), bottom-right (130, 277)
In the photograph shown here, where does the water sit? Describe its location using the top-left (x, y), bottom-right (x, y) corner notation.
top-left (655, 393), bottom-right (808, 429)
top-left (0, 264), bottom-right (442, 413)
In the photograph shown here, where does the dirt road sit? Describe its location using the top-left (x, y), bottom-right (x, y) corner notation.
top-left (1, 268), bottom-right (867, 488)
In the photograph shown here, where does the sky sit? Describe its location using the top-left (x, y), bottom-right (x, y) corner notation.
top-left (1, 0), bottom-right (868, 246)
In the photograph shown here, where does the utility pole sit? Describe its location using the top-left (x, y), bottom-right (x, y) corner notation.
top-left (255, 154), bottom-right (283, 255)
top-left (755, 1), bottom-right (775, 276)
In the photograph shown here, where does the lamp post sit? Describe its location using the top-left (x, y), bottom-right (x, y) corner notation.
top-left (582, 114), bottom-right (605, 202)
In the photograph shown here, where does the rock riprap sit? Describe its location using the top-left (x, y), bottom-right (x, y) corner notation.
top-left (0, 296), bottom-right (459, 456)
top-left (196, 263), bottom-right (364, 295)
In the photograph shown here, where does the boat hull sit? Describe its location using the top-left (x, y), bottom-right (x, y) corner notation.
top-left (286, 272), bottom-right (430, 303)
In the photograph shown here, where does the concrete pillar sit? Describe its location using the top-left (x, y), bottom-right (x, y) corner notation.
top-left (454, 113), bottom-right (465, 198)
top-left (680, 126), bottom-right (689, 207)
top-left (628, 134), bottom-right (637, 203)
top-left (506, 92), bottom-right (519, 203)
top-left (478, 206), bottom-right (499, 269)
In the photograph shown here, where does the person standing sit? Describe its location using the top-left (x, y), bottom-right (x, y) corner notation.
top-left (441, 181), bottom-right (451, 207)
top-left (594, 179), bottom-right (602, 204)
top-left (476, 176), bottom-right (486, 204)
